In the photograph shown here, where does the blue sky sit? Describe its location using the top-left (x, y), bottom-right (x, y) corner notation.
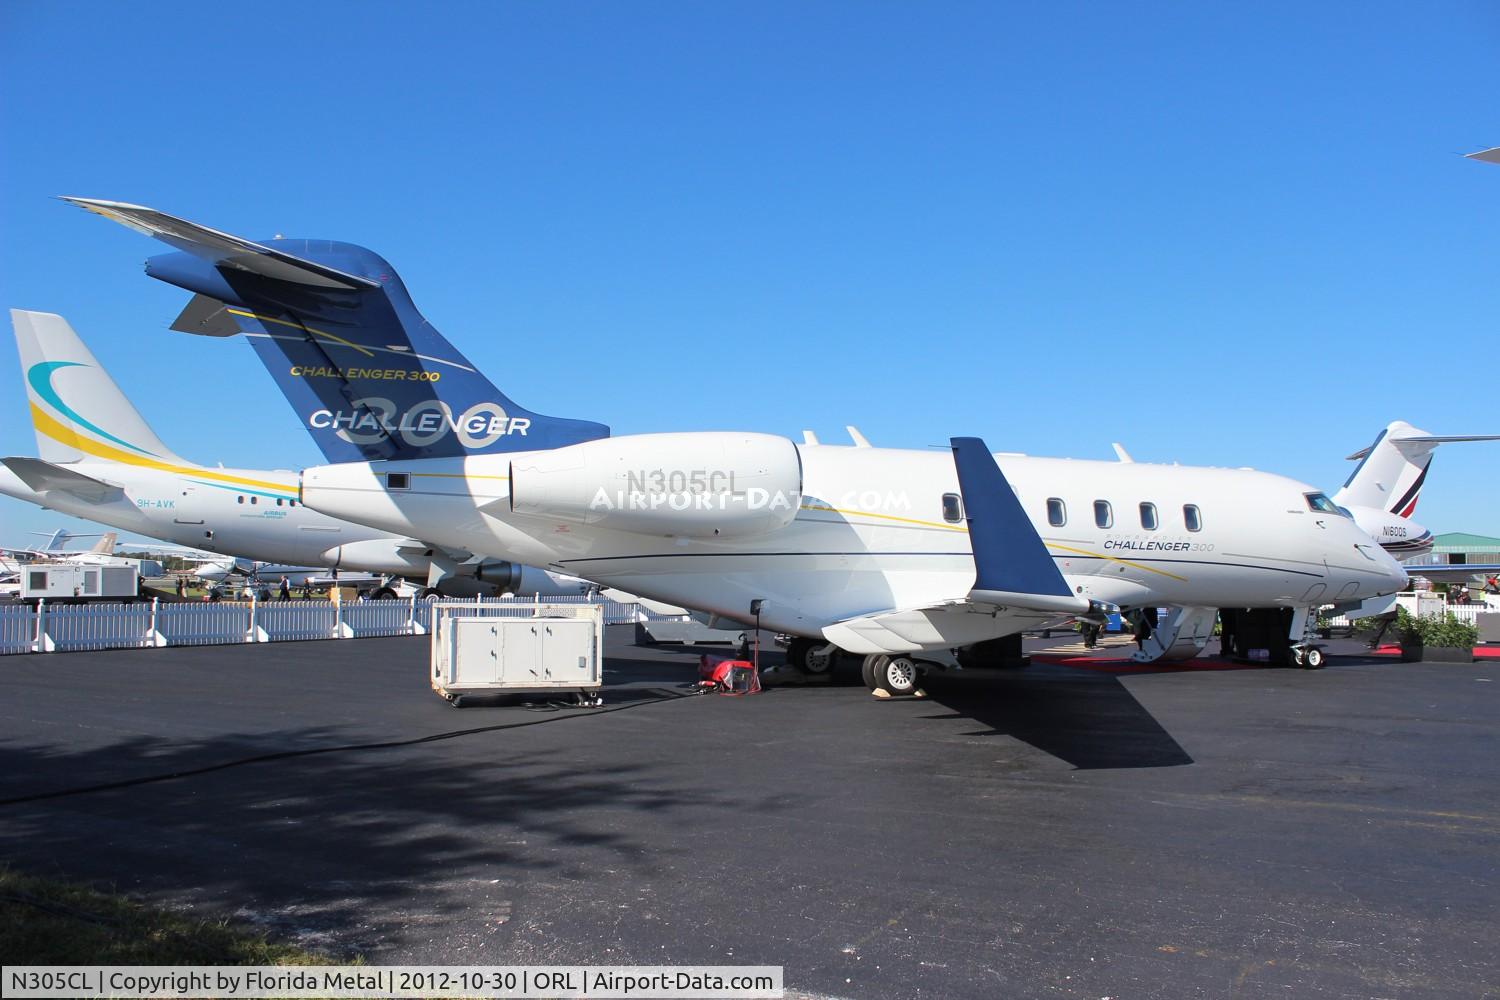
top-left (2, 2), bottom-right (1498, 545)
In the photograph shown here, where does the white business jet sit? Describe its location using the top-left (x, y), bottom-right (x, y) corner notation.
top-left (1331, 421), bottom-right (1500, 584)
top-left (0, 310), bottom-right (591, 600)
top-left (72, 199), bottom-right (1409, 684)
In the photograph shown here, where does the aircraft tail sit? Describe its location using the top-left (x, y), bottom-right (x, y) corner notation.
top-left (89, 532), bottom-right (117, 555)
top-left (64, 198), bottom-right (610, 463)
top-left (1332, 419), bottom-right (1500, 517)
top-left (30, 529), bottom-right (71, 551)
top-left (11, 310), bottom-right (187, 467)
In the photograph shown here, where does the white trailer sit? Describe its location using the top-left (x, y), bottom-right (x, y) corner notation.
top-left (431, 601), bottom-right (604, 706)
top-left (20, 563), bottom-right (140, 602)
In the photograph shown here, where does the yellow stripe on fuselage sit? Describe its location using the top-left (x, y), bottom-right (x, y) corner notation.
top-left (1044, 540), bottom-right (1189, 581)
top-left (799, 502), bottom-right (1189, 581)
top-left (29, 403), bottom-right (297, 496)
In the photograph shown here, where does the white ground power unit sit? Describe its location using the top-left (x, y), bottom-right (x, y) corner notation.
top-left (431, 602), bottom-right (604, 706)
top-left (20, 563), bottom-right (140, 602)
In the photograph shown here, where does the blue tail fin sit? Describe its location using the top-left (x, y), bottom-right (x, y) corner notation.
top-left (64, 198), bottom-right (609, 462)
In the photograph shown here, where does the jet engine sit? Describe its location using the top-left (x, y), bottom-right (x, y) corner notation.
top-left (508, 432), bottom-right (802, 539)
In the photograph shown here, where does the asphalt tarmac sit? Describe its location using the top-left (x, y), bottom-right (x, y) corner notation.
top-left (1, 628), bottom-right (1496, 998)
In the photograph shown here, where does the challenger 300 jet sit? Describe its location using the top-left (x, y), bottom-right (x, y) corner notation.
top-left (71, 198), bottom-right (1408, 685)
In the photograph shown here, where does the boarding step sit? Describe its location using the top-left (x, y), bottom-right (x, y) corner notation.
top-left (1131, 606), bottom-right (1218, 663)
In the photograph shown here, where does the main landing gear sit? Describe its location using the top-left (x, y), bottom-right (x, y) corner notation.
top-left (860, 654), bottom-right (926, 697)
top-left (784, 638), bottom-right (837, 675)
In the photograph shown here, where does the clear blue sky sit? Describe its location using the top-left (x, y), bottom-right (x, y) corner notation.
top-left (2, 2), bottom-right (1498, 545)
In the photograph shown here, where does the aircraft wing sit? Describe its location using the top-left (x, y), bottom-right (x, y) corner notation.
top-left (822, 437), bottom-right (1103, 654)
top-left (61, 198), bottom-right (379, 291)
top-left (1, 456), bottom-right (125, 503)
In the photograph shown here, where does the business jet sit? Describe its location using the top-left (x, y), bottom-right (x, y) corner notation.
top-left (71, 198), bottom-right (1408, 683)
top-left (1, 310), bottom-right (593, 600)
top-left (1332, 420), bottom-right (1500, 558)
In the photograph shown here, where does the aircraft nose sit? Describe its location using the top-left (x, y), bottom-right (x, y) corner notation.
top-left (1377, 549), bottom-right (1408, 595)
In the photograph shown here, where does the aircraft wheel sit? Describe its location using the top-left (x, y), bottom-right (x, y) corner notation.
top-left (419, 588), bottom-right (442, 601)
top-left (371, 587), bottom-right (398, 600)
top-left (803, 643), bottom-right (836, 675)
top-left (1303, 646), bottom-right (1324, 670)
top-left (875, 655), bottom-right (921, 696)
top-left (861, 654), bottom-right (887, 691)
top-left (784, 637), bottom-right (812, 672)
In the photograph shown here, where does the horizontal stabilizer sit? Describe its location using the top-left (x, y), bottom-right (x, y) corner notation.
top-left (169, 294), bottom-right (247, 337)
top-left (1346, 432), bottom-right (1500, 461)
top-left (1, 457), bottom-right (124, 503)
top-left (950, 436), bottom-right (1088, 614)
top-left (61, 197), bottom-right (379, 290)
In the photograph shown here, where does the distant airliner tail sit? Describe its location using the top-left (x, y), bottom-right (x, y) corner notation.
top-left (1333, 419), bottom-right (1500, 516)
top-left (63, 197), bottom-right (611, 464)
top-left (10, 309), bottom-right (187, 467)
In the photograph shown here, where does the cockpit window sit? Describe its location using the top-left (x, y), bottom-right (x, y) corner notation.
top-left (1304, 492), bottom-right (1348, 516)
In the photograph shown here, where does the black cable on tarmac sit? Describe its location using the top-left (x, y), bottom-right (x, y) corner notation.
top-left (0, 688), bottom-right (698, 808)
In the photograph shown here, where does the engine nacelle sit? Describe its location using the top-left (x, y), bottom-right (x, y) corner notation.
top-left (321, 538), bottom-right (438, 576)
top-left (509, 432), bottom-right (802, 539)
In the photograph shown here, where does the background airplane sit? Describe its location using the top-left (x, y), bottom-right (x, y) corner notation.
top-left (1332, 420), bottom-right (1500, 585)
top-left (1, 310), bottom-right (595, 600)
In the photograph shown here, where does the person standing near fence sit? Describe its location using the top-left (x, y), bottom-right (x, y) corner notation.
top-left (278, 575), bottom-right (291, 601)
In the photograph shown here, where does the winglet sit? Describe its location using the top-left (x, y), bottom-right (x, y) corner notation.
top-left (950, 437), bottom-right (1088, 614)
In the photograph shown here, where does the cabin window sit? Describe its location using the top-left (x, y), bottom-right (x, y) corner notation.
top-left (1139, 502), bottom-right (1158, 530)
top-left (276, 498), bottom-right (283, 507)
top-left (236, 496), bottom-right (244, 504)
top-left (388, 472), bottom-right (411, 491)
top-left (1046, 498), bottom-right (1066, 527)
top-left (1183, 504), bottom-right (1202, 532)
top-left (250, 496), bottom-right (257, 505)
top-left (1094, 500), bottom-right (1113, 529)
top-left (941, 492), bottom-right (963, 523)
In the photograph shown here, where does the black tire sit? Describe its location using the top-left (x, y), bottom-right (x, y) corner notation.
top-left (875, 655), bottom-right (921, 696)
top-left (371, 587), bottom-right (398, 600)
top-left (784, 637), bottom-right (812, 672)
top-left (1304, 647), bottom-right (1325, 670)
top-left (861, 654), bottom-right (886, 691)
top-left (803, 643), bottom-right (836, 675)
top-left (419, 588), bottom-right (442, 601)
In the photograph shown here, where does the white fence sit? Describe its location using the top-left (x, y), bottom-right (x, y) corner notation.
top-left (1324, 593), bottom-right (1493, 630)
top-left (0, 595), bottom-right (645, 655)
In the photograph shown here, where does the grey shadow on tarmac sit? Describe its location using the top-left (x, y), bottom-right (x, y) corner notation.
top-left (915, 665), bottom-right (1196, 769)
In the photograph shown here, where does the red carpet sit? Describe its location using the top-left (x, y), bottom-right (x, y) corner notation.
top-left (1371, 644), bottom-right (1500, 660)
